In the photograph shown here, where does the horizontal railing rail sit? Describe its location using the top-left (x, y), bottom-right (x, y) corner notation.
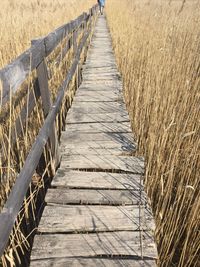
top-left (0, 4), bottom-right (98, 258)
top-left (0, 12), bottom-right (90, 107)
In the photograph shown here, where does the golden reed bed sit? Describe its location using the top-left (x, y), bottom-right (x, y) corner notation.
top-left (0, 0), bottom-right (199, 266)
top-left (106, 0), bottom-right (200, 266)
top-left (0, 0), bottom-right (94, 68)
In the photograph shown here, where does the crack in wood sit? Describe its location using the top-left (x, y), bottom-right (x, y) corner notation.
top-left (70, 168), bottom-right (142, 175)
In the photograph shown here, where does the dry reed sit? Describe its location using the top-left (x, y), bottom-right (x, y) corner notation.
top-left (107, 0), bottom-right (200, 266)
top-left (0, 0), bottom-right (94, 68)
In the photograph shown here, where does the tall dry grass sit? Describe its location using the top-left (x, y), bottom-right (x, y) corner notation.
top-left (0, 1), bottom-right (95, 265)
top-left (0, 0), bottom-right (94, 68)
top-left (107, 0), bottom-right (200, 266)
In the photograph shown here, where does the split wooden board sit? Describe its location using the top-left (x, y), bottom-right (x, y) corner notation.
top-left (66, 102), bottom-right (127, 114)
top-left (60, 155), bottom-right (144, 174)
top-left (31, 231), bottom-right (157, 260)
top-left (37, 205), bottom-right (154, 233)
top-left (66, 112), bottom-right (129, 123)
top-left (65, 122), bottom-right (132, 133)
top-left (45, 188), bottom-right (146, 206)
top-left (30, 258), bottom-right (157, 267)
top-left (51, 171), bottom-right (142, 190)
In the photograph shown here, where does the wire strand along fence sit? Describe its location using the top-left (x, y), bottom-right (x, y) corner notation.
top-left (0, 4), bottom-right (98, 266)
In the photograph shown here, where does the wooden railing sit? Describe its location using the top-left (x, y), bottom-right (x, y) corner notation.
top-left (0, 4), bottom-right (98, 259)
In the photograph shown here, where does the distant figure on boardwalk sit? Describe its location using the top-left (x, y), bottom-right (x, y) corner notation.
top-left (97, 0), bottom-right (105, 15)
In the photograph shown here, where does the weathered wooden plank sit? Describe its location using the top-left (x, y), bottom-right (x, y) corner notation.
top-left (80, 80), bottom-right (121, 88)
top-left (79, 83), bottom-right (122, 92)
top-left (83, 70), bottom-right (120, 76)
top-left (73, 94), bottom-right (123, 102)
top-left (84, 66), bottom-right (117, 71)
top-left (88, 51), bottom-right (115, 55)
top-left (30, 258), bottom-right (157, 267)
top-left (74, 91), bottom-right (123, 103)
top-left (83, 68), bottom-right (117, 74)
top-left (36, 60), bottom-right (51, 116)
top-left (83, 64), bottom-right (117, 71)
top-left (66, 102), bottom-right (127, 114)
top-left (51, 171), bottom-right (142, 190)
top-left (62, 146), bottom-right (135, 156)
top-left (61, 132), bottom-right (134, 144)
top-left (61, 132), bottom-right (136, 154)
top-left (66, 113), bottom-right (129, 124)
top-left (83, 65), bottom-right (118, 71)
top-left (38, 205), bottom-right (154, 233)
top-left (46, 188), bottom-right (146, 206)
top-left (65, 122), bottom-right (131, 133)
top-left (31, 231), bottom-right (157, 260)
top-left (60, 155), bottom-right (144, 174)
top-left (76, 90), bottom-right (122, 98)
top-left (83, 74), bottom-right (120, 81)
top-left (85, 60), bottom-right (116, 65)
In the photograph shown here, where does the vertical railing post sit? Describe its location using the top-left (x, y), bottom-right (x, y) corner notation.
top-left (73, 27), bottom-right (78, 55)
top-left (31, 38), bottom-right (60, 174)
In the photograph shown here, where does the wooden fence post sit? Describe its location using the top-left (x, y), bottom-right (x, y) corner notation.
top-left (73, 29), bottom-right (78, 55)
top-left (31, 38), bottom-right (60, 173)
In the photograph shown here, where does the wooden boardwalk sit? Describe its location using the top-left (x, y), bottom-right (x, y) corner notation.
top-left (30, 15), bottom-right (157, 267)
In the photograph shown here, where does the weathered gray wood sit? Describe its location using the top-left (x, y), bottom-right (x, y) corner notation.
top-left (51, 171), bottom-right (142, 190)
top-left (61, 132), bottom-right (136, 154)
top-left (54, 35), bottom-right (73, 67)
top-left (62, 131), bottom-right (134, 144)
top-left (30, 258), bottom-right (157, 267)
top-left (44, 13), bottom-right (85, 56)
top-left (62, 146), bottom-right (136, 156)
top-left (46, 188), bottom-right (146, 206)
top-left (80, 79), bottom-right (121, 88)
top-left (36, 60), bottom-right (51, 116)
top-left (73, 95), bottom-right (123, 102)
top-left (66, 113), bottom-right (129, 124)
top-left (78, 83), bottom-right (122, 92)
top-left (61, 131), bottom-right (136, 155)
top-left (83, 61), bottom-right (117, 67)
top-left (83, 68), bottom-right (118, 74)
top-left (0, 40), bottom-right (45, 106)
top-left (65, 122), bottom-right (131, 133)
top-left (36, 59), bottom-right (60, 166)
top-left (31, 231), bottom-right (157, 260)
top-left (73, 30), bottom-right (78, 55)
top-left (60, 155), bottom-right (144, 174)
top-left (66, 102), bottom-right (127, 115)
top-left (83, 73), bottom-right (120, 81)
top-left (73, 90), bottom-right (124, 102)
top-left (38, 205), bottom-right (154, 233)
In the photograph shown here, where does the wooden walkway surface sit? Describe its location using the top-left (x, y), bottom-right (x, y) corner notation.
top-left (30, 15), bottom-right (157, 267)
